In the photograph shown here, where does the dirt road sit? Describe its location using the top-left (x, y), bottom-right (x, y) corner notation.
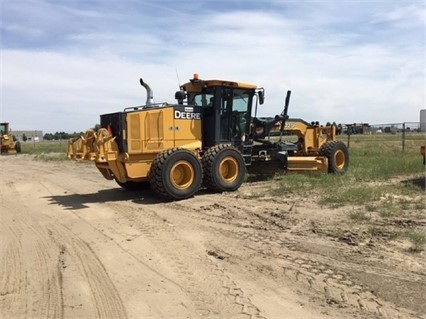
top-left (1, 155), bottom-right (424, 319)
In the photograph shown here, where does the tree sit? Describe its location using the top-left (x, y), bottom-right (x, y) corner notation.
top-left (22, 133), bottom-right (27, 142)
top-left (43, 133), bottom-right (54, 140)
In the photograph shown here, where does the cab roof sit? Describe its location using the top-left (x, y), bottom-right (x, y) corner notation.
top-left (180, 74), bottom-right (257, 92)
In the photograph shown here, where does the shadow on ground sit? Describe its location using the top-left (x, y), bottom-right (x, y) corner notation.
top-left (44, 188), bottom-right (163, 210)
top-left (401, 175), bottom-right (425, 191)
top-left (44, 187), bottom-right (217, 210)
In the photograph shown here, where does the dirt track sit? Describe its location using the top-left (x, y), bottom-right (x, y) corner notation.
top-left (1, 155), bottom-right (425, 319)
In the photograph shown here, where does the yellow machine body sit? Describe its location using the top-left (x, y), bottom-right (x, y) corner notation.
top-left (1, 122), bottom-right (21, 154)
top-left (68, 105), bottom-right (202, 183)
top-left (263, 119), bottom-right (338, 172)
top-left (68, 74), bottom-right (349, 200)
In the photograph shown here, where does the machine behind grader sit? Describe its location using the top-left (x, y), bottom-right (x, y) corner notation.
top-left (67, 74), bottom-right (349, 200)
top-left (1, 122), bottom-right (21, 154)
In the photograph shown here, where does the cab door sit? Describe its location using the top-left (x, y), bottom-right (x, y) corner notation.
top-left (219, 88), bottom-right (252, 144)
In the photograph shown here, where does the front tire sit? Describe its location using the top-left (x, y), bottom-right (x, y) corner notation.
top-left (15, 141), bottom-right (21, 153)
top-left (320, 141), bottom-right (349, 174)
top-left (150, 148), bottom-right (202, 200)
top-left (202, 144), bottom-right (246, 192)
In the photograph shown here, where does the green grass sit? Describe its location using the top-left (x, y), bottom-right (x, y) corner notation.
top-left (349, 209), bottom-right (371, 222)
top-left (349, 148), bottom-right (423, 181)
top-left (368, 226), bottom-right (400, 240)
top-left (344, 134), bottom-right (424, 180)
top-left (20, 140), bottom-right (68, 154)
top-left (406, 230), bottom-right (426, 252)
top-left (268, 133), bottom-right (425, 208)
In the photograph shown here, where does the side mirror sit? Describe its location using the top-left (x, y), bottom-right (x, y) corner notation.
top-left (258, 91), bottom-right (264, 105)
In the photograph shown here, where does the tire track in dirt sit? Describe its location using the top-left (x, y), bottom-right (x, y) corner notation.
top-left (4, 156), bottom-right (202, 318)
top-left (0, 177), bottom-right (127, 319)
top-left (2, 156), bottom-right (424, 319)
top-left (47, 227), bottom-right (127, 319)
top-left (1, 218), bottom-right (27, 318)
top-left (108, 201), bottom-right (267, 319)
top-left (166, 196), bottom-right (424, 319)
top-left (1, 181), bottom-right (63, 319)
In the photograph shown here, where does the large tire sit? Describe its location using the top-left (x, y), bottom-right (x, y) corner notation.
top-left (115, 180), bottom-right (150, 191)
top-left (202, 144), bottom-right (246, 192)
top-left (149, 148), bottom-right (202, 200)
top-left (15, 141), bottom-right (21, 153)
top-left (320, 141), bottom-right (349, 174)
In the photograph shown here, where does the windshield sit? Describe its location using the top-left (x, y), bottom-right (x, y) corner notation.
top-left (187, 91), bottom-right (214, 107)
top-left (188, 89), bottom-right (251, 111)
top-left (232, 91), bottom-right (250, 112)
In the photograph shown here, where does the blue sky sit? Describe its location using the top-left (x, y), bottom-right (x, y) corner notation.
top-left (1, 0), bottom-right (424, 133)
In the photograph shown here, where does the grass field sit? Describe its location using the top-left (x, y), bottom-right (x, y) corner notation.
top-left (272, 135), bottom-right (425, 207)
top-left (21, 140), bottom-right (68, 155)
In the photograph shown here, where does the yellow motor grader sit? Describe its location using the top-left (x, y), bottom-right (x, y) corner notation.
top-left (1, 122), bottom-right (21, 154)
top-left (67, 74), bottom-right (349, 200)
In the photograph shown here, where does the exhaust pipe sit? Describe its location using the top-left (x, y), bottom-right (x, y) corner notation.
top-left (139, 78), bottom-right (154, 106)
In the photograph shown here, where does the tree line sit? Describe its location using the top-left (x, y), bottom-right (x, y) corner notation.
top-left (42, 124), bottom-right (101, 141)
top-left (42, 132), bottom-right (84, 141)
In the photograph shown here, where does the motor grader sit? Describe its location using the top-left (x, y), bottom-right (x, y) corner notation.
top-left (1, 122), bottom-right (21, 154)
top-left (67, 74), bottom-right (349, 200)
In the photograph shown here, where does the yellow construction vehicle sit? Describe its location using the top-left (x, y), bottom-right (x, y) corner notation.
top-left (1, 122), bottom-right (21, 154)
top-left (68, 74), bottom-right (349, 200)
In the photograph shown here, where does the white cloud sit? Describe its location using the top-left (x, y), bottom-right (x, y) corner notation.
top-left (372, 3), bottom-right (425, 25)
top-left (1, 1), bottom-right (424, 133)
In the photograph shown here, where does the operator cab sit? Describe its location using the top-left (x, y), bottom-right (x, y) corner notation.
top-left (180, 74), bottom-right (264, 149)
top-left (0, 123), bottom-right (9, 136)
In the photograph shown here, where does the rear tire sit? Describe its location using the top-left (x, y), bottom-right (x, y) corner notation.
top-left (202, 144), bottom-right (246, 192)
top-left (149, 148), bottom-right (202, 200)
top-left (320, 141), bottom-right (349, 174)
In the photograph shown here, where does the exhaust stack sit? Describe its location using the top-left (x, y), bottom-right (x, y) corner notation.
top-left (139, 78), bottom-right (154, 106)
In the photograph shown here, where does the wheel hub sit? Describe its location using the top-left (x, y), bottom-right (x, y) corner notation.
top-left (170, 160), bottom-right (194, 189)
top-left (219, 157), bottom-right (238, 183)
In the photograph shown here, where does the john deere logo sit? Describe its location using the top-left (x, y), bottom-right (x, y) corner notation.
top-left (174, 110), bottom-right (201, 120)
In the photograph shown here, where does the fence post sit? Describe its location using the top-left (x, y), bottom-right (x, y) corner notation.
top-left (347, 132), bottom-right (351, 148)
top-left (402, 123), bottom-right (405, 152)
